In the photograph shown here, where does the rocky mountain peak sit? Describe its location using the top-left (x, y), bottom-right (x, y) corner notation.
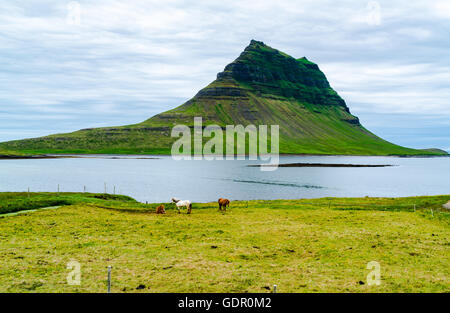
top-left (215, 40), bottom-right (347, 109)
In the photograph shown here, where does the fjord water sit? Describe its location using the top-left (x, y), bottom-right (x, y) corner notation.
top-left (0, 156), bottom-right (448, 203)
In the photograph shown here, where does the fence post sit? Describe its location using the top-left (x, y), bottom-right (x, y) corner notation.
top-left (414, 204), bottom-right (416, 212)
top-left (107, 266), bottom-right (112, 293)
top-left (27, 187), bottom-right (30, 198)
top-left (104, 183), bottom-right (107, 194)
top-left (431, 209), bottom-right (434, 217)
top-left (58, 184), bottom-right (60, 194)
top-left (84, 185), bottom-right (86, 193)
top-left (113, 186), bottom-right (116, 195)
top-left (273, 284), bottom-right (277, 293)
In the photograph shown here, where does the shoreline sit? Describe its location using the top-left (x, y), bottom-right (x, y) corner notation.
top-left (0, 154), bottom-right (76, 160)
top-left (249, 163), bottom-right (394, 168)
top-left (0, 154), bottom-right (160, 160)
top-left (1, 153), bottom-right (448, 160)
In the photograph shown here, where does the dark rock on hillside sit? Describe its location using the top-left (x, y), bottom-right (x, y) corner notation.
top-left (216, 40), bottom-right (348, 109)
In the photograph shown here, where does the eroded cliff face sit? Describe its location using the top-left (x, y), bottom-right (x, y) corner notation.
top-left (214, 40), bottom-right (348, 109)
top-left (153, 39), bottom-right (355, 126)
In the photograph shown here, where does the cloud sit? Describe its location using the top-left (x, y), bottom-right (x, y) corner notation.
top-left (0, 0), bottom-right (449, 149)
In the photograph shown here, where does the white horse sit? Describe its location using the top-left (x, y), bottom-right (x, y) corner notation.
top-left (171, 197), bottom-right (192, 214)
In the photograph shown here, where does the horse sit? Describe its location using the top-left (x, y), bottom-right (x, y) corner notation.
top-left (218, 198), bottom-right (230, 211)
top-left (171, 197), bottom-right (192, 214)
top-left (156, 204), bottom-right (166, 214)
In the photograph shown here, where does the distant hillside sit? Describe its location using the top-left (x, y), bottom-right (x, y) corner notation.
top-left (0, 40), bottom-right (446, 156)
top-left (420, 148), bottom-right (448, 154)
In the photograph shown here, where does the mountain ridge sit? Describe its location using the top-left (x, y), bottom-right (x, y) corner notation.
top-left (0, 40), bottom-right (446, 156)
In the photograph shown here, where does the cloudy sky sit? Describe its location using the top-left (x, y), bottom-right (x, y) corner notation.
top-left (1, 0), bottom-right (449, 151)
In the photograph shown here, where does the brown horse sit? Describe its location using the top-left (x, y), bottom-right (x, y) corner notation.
top-left (218, 198), bottom-right (230, 211)
top-left (156, 204), bottom-right (166, 214)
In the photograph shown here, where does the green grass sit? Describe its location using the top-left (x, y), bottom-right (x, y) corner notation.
top-left (0, 193), bottom-right (448, 292)
top-left (0, 149), bottom-right (27, 156)
top-left (0, 192), bottom-right (139, 214)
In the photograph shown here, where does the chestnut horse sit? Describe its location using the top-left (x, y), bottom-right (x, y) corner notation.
top-left (218, 198), bottom-right (230, 211)
top-left (156, 204), bottom-right (166, 214)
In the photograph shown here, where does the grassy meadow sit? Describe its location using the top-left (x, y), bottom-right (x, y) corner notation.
top-left (0, 193), bottom-right (448, 293)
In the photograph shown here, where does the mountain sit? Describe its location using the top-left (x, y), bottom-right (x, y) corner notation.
top-left (0, 40), bottom-right (445, 156)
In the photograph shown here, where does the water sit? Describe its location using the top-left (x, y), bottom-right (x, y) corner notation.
top-left (0, 155), bottom-right (449, 203)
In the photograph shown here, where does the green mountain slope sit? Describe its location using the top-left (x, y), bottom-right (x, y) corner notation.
top-left (0, 40), bottom-right (445, 156)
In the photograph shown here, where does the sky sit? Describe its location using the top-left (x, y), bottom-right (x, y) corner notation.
top-left (0, 0), bottom-right (449, 151)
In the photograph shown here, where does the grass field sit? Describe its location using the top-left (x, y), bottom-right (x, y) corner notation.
top-left (0, 193), bottom-right (449, 292)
